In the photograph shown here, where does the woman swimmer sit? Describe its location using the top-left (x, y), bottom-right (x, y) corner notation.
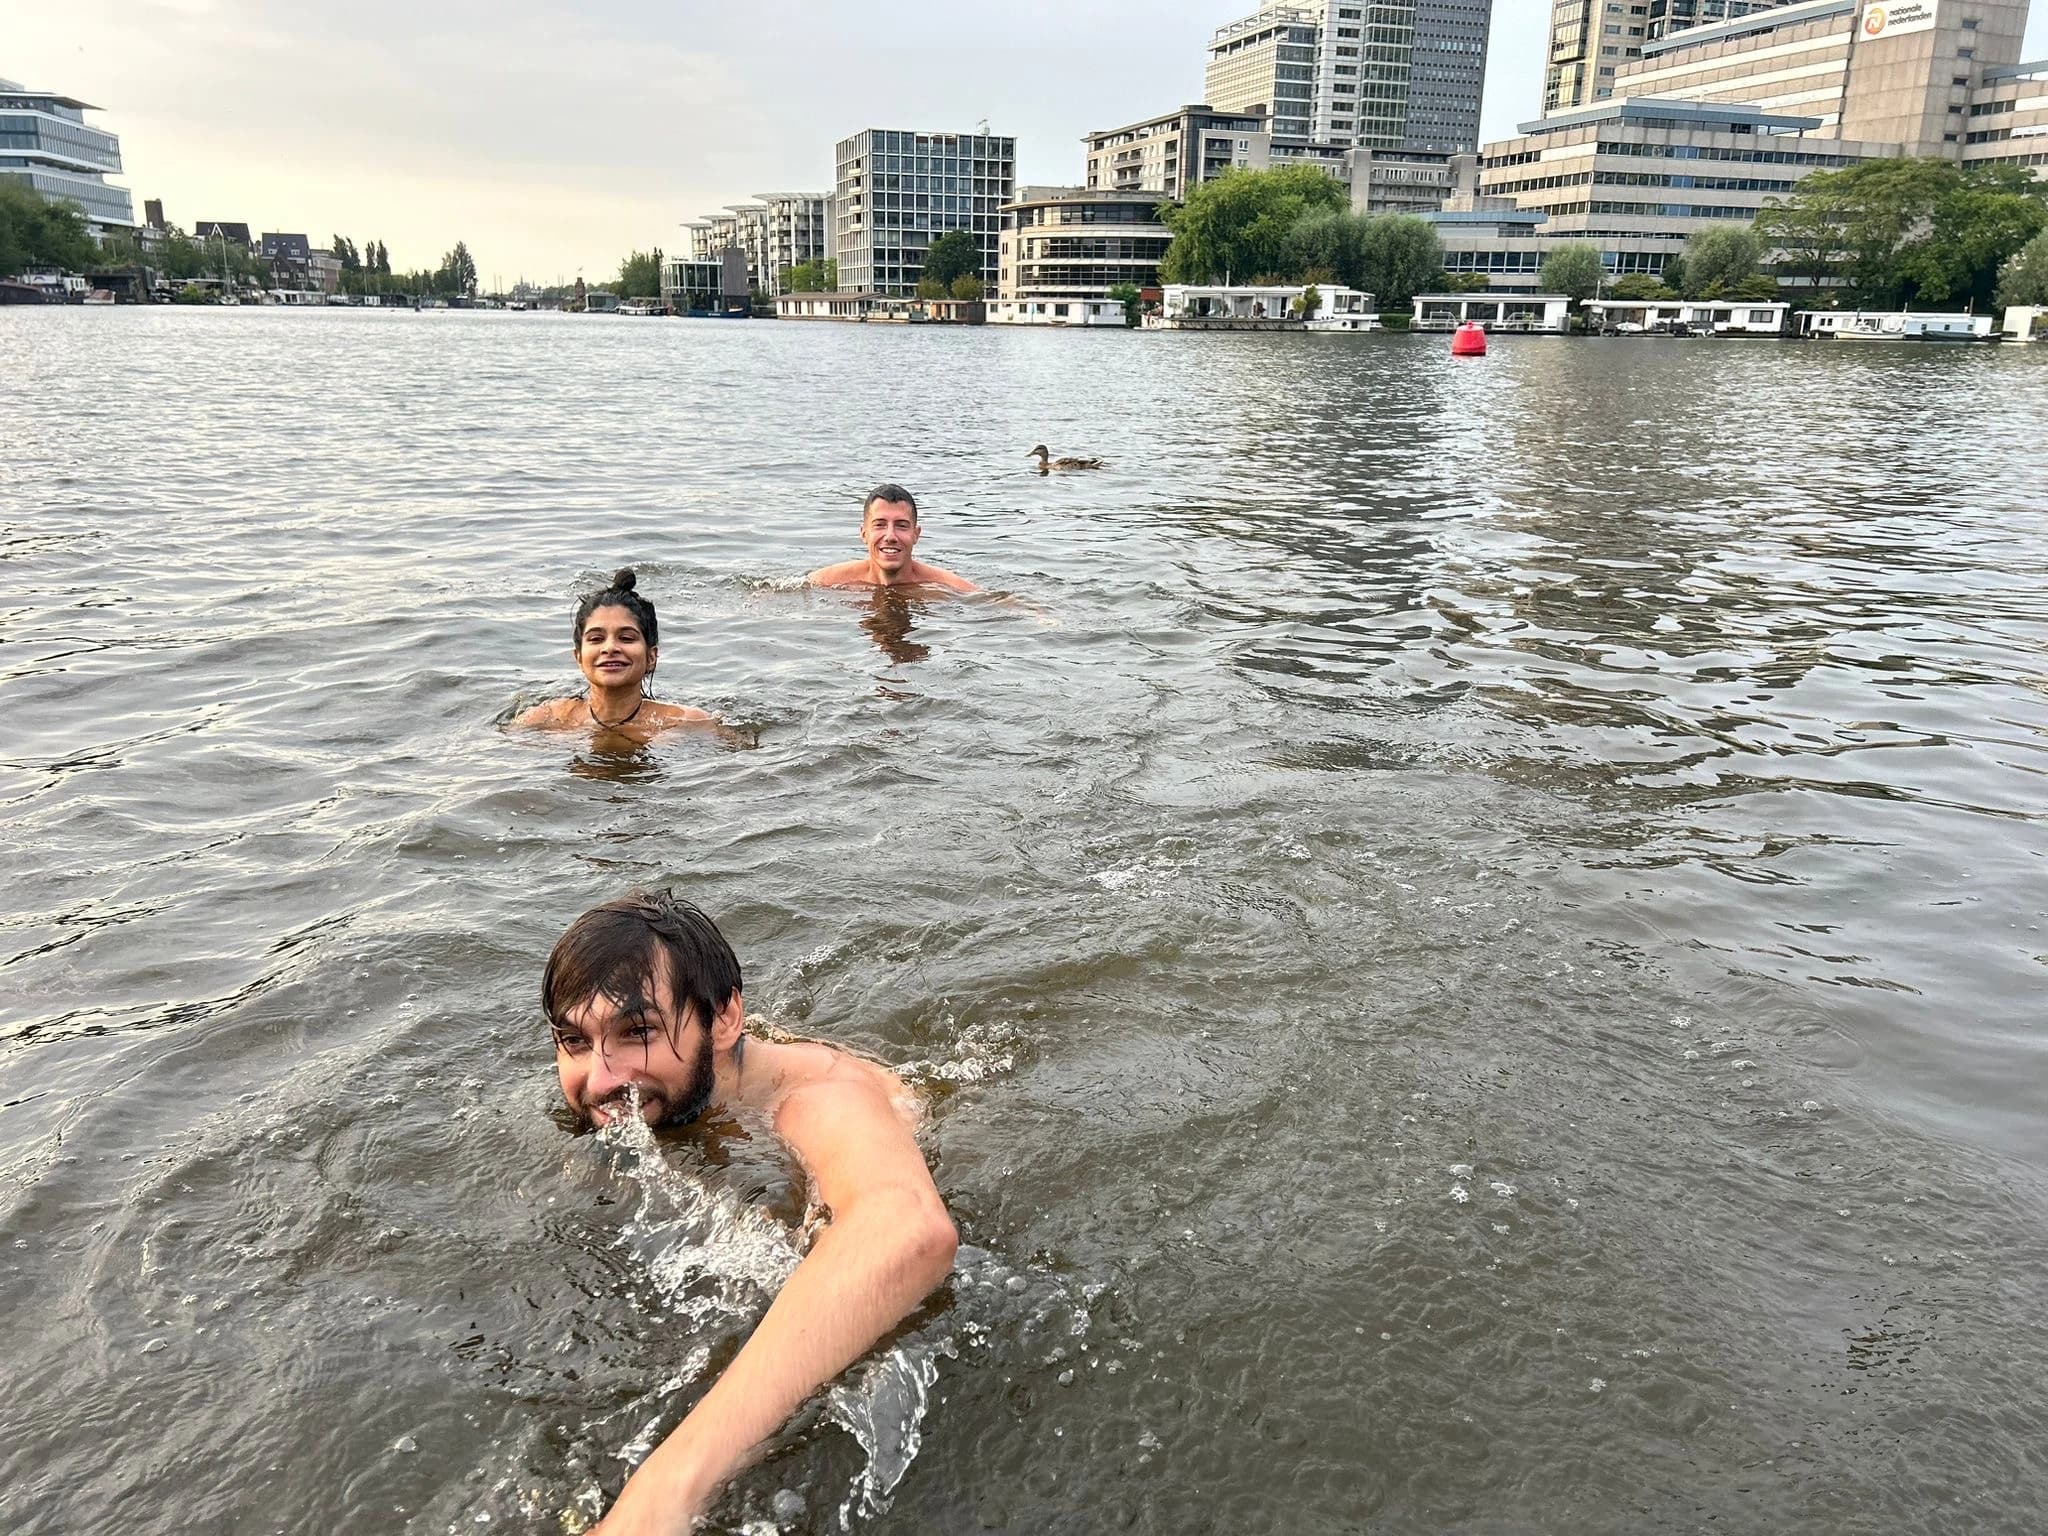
top-left (512, 568), bottom-right (715, 742)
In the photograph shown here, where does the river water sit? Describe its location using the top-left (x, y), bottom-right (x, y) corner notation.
top-left (3, 307), bottom-right (2045, 1534)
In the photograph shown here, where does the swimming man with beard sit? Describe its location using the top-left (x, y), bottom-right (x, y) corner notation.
top-left (542, 890), bottom-right (956, 1535)
top-left (806, 483), bottom-right (979, 592)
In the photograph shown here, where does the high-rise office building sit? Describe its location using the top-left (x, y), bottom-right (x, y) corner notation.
top-left (832, 129), bottom-right (1015, 298)
top-left (1647, 0), bottom-right (1801, 40)
top-left (1407, 0), bottom-right (1494, 152)
top-left (1204, 2), bottom-right (1492, 153)
top-left (1544, 0), bottom-right (1804, 114)
top-left (0, 78), bottom-right (135, 235)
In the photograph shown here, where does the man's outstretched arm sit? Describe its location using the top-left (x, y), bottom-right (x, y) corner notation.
top-left (593, 1078), bottom-right (957, 1534)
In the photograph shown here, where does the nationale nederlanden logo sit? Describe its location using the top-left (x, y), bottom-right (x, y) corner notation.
top-left (1864, 5), bottom-right (1888, 34)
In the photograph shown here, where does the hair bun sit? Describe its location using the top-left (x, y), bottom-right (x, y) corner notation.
top-left (611, 568), bottom-right (638, 592)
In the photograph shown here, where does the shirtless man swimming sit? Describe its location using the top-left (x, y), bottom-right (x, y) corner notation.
top-left (806, 484), bottom-right (979, 593)
top-left (543, 891), bottom-right (956, 1535)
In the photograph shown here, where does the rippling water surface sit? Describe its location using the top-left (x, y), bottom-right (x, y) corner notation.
top-left (3, 308), bottom-right (2045, 1534)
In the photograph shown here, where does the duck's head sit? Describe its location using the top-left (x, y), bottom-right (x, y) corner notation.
top-left (1027, 445), bottom-right (1049, 459)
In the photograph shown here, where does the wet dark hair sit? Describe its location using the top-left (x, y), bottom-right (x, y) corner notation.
top-left (863, 484), bottom-right (918, 522)
top-left (542, 889), bottom-right (741, 1047)
top-left (571, 568), bottom-right (658, 648)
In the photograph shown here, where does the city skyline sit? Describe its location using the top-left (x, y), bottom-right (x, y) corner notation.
top-left (10, 1), bottom-right (2046, 279)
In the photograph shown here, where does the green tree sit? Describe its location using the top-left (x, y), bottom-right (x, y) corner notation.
top-left (949, 273), bottom-right (983, 301)
top-left (1355, 215), bottom-right (1444, 309)
top-left (1678, 224), bottom-right (1764, 298)
top-left (436, 240), bottom-right (478, 297)
top-left (1996, 227), bottom-right (2048, 307)
top-left (920, 230), bottom-right (980, 290)
top-left (1756, 158), bottom-right (2045, 308)
top-left (1283, 209), bottom-right (1360, 288)
top-left (616, 248), bottom-right (662, 299)
top-left (1609, 273), bottom-right (1674, 301)
top-left (1107, 281), bottom-right (1142, 327)
top-left (783, 261), bottom-right (820, 292)
top-left (0, 181), bottom-right (98, 275)
top-left (915, 274), bottom-right (948, 300)
top-left (1540, 242), bottom-right (1605, 304)
top-left (1293, 282), bottom-right (1321, 319)
top-left (1159, 165), bottom-right (1348, 284)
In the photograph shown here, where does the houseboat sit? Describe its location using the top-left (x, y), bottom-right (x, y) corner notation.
top-left (1411, 294), bottom-right (1572, 335)
top-left (1798, 310), bottom-right (1996, 343)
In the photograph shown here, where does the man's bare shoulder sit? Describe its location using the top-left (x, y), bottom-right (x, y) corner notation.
top-left (910, 562), bottom-right (979, 594)
top-left (807, 561), bottom-right (876, 588)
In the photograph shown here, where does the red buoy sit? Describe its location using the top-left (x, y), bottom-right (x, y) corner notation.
top-left (1451, 320), bottom-right (1488, 357)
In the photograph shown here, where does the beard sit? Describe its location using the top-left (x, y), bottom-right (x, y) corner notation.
top-left (585, 1025), bottom-right (716, 1130)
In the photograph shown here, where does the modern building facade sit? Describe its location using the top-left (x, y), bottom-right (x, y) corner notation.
top-left (832, 128), bottom-right (1015, 298)
top-left (0, 79), bottom-right (135, 234)
top-left (1084, 105), bottom-right (1273, 198)
top-left (1204, 1), bottom-right (1492, 153)
top-left (1607, 0), bottom-right (2032, 155)
top-left (1544, 0), bottom-right (1804, 114)
top-left (1407, 0), bottom-right (1495, 152)
top-left (673, 194), bottom-right (827, 296)
top-left (996, 187), bottom-right (1174, 301)
top-left (1966, 59), bottom-right (2048, 177)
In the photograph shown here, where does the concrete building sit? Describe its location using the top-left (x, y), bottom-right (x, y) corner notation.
top-left (997, 186), bottom-right (1174, 302)
top-left (1965, 59), bottom-right (2048, 177)
top-left (1408, 0), bottom-right (1496, 152)
top-left (1544, 0), bottom-right (1800, 114)
top-left (1085, 105), bottom-right (1273, 198)
top-left (1467, 98), bottom-right (1893, 283)
top-left (1605, 0), bottom-right (2032, 153)
top-left (0, 79), bottom-right (135, 235)
top-left (1204, 1), bottom-right (1493, 153)
top-left (752, 192), bottom-right (831, 290)
top-left (833, 128), bottom-right (1015, 298)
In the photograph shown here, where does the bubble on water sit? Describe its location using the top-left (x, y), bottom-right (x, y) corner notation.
top-left (1588, 1378), bottom-right (1605, 1393)
top-left (141, 1338), bottom-right (167, 1355)
top-left (1450, 1185), bottom-right (1470, 1204)
top-left (1492, 1223), bottom-right (1510, 1234)
top-left (1682, 1049), bottom-right (1700, 1061)
top-left (1802, 1100), bottom-right (1822, 1112)
top-left (1489, 1181), bottom-right (1516, 1198)
top-left (394, 1435), bottom-right (419, 1454)
top-left (1448, 1163), bottom-right (1473, 1177)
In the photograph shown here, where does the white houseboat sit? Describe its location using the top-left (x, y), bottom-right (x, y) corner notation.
top-left (987, 298), bottom-right (1128, 327)
top-left (1145, 283), bottom-right (1378, 331)
top-left (1411, 294), bottom-right (1572, 335)
top-left (1585, 299), bottom-right (1789, 337)
top-left (1798, 310), bottom-right (1996, 343)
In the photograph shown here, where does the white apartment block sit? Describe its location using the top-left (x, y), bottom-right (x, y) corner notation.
top-left (674, 194), bottom-right (829, 296)
top-left (1205, 1), bottom-right (1491, 152)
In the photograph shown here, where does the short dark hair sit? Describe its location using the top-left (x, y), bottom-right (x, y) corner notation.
top-left (542, 890), bottom-right (741, 1045)
top-left (863, 484), bottom-right (917, 522)
top-left (572, 567), bottom-right (658, 648)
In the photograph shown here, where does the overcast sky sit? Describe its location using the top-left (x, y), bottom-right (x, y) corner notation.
top-left (12, 2), bottom-right (2046, 282)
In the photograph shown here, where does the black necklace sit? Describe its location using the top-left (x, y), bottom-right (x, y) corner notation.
top-left (588, 695), bottom-right (644, 729)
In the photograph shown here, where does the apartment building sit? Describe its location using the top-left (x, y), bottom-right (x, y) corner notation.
top-left (1204, 1), bottom-right (1492, 153)
top-left (0, 78), bottom-right (135, 235)
top-left (1084, 105), bottom-right (1273, 199)
top-left (832, 128), bottom-right (1016, 299)
top-left (671, 194), bottom-right (829, 296)
top-left (996, 187), bottom-right (1174, 301)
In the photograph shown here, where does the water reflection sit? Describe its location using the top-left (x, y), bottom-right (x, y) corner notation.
top-left (859, 589), bottom-right (932, 667)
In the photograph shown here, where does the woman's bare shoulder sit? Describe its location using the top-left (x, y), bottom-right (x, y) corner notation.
top-left (648, 700), bottom-right (716, 726)
top-left (510, 697), bottom-right (585, 729)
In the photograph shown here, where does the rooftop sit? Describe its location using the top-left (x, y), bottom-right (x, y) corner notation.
top-left (1639, 0), bottom-right (1853, 57)
top-left (1515, 97), bottom-right (1826, 138)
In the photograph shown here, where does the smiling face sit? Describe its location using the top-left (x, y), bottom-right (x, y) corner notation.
top-left (551, 946), bottom-right (717, 1129)
top-left (575, 603), bottom-right (656, 693)
top-left (862, 498), bottom-right (920, 579)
